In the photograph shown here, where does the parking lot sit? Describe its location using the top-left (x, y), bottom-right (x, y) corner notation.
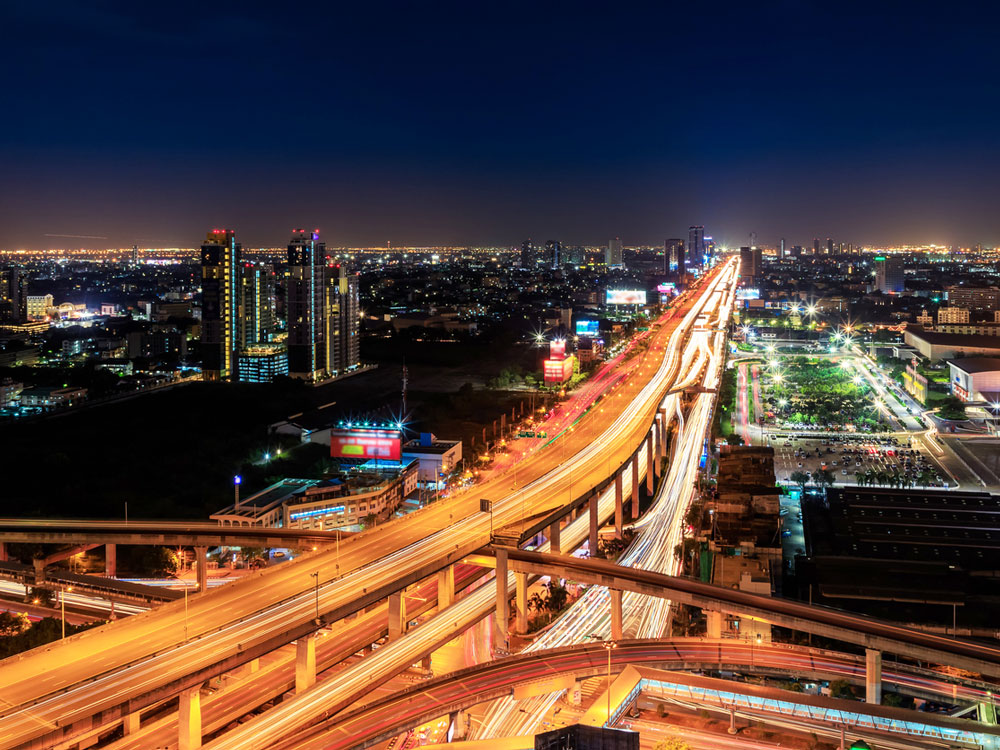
top-left (768, 433), bottom-right (952, 489)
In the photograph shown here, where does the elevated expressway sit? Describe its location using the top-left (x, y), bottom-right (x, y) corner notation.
top-left (271, 640), bottom-right (1000, 750)
top-left (0, 521), bottom-right (344, 549)
top-left (0, 262), bottom-right (739, 750)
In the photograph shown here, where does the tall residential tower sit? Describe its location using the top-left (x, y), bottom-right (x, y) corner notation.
top-left (200, 229), bottom-right (241, 380)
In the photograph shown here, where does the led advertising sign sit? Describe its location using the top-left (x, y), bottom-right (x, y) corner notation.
top-left (330, 428), bottom-right (402, 461)
top-left (655, 282), bottom-right (676, 294)
top-left (606, 289), bottom-right (647, 305)
top-left (549, 338), bottom-right (567, 360)
top-left (575, 320), bottom-right (600, 337)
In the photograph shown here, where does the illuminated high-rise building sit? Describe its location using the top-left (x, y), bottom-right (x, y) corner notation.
top-left (875, 255), bottom-right (905, 294)
top-left (779, 238), bottom-right (786, 259)
top-left (326, 263), bottom-right (360, 375)
top-left (688, 226), bottom-right (705, 267)
top-left (606, 237), bottom-right (623, 268)
top-left (545, 240), bottom-right (561, 269)
top-left (739, 246), bottom-right (762, 286)
top-left (200, 229), bottom-right (241, 380)
top-left (666, 238), bottom-right (685, 275)
top-left (287, 229), bottom-right (328, 380)
top-left (239, 262), bottom-right (277, 347)
top-left (0, 268), bottom-right (27, 323)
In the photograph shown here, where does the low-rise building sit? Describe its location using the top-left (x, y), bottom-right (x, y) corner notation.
top-left (937, 306), bottom-right (970, 324)
top-left (211, 462), bottom-right (419, 531)
top-left (26, 294), bottom-right (53, 320)
top-left (19, 385), bottom-right (87, 409)
top-left (947, 357), bottom-right (1000, 403)
top-left (401, 433), bottom-right (462, 487)
top-left (903, 328), bottom-right (1000, 361)
top-left (946, 286), bottom-right (1000, 311)
top-left (0, 379), bottom-right (23, 407)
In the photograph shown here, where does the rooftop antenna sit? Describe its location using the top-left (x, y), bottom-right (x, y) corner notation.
top-left (401, 358), bottom-right (408, 416)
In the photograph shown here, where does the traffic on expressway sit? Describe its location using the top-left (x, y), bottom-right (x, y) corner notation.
top-left (0, 263), bottom-right (736, 749)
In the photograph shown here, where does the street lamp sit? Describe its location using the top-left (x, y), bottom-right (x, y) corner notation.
top-left (589, 635), bottom-right (617, 725)
top-left (234, 475), bottom-right (242, 510)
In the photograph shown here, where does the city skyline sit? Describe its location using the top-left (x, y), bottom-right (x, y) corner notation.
top-left (5, 3), bottom-right (1000, 249)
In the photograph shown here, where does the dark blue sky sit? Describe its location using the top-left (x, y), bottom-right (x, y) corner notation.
top-left (3, 1), bottom-right (1000, 249)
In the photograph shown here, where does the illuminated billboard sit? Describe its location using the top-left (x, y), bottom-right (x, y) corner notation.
top-left (575, 320), bottom-right (599, 337)
top-left (544, 356), bottom-right (576, 384)
top-left (606, 290), bottom-right (646, 305)
top-left (331, 428), bottom-right (402, 461)
top-left (656, 282), bottom-right (676, 294)
top-left (549, 338), bottom-right (567, 361)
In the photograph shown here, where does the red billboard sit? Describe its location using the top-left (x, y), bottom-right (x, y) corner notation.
top-left (330, 428), bottom-right (402, 460)
top-left (549, 339), bottom-right (567, 361)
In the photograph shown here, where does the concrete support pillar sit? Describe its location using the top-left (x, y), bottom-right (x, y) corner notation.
top-left (610, 589), bottom-right (623, 641)
top-left (658, 407), bottom-right (668, 456)
top-left (195, 547), bottom-right (208, 593)
top-left (653, 423), bottom-right (663, 478)
top-left (630, 453), bottom-right (640, 520)
top-left (588, 492), bottom-right (599, 556)
top-left (614, 472), bottom-right (623, 538)
top-left (0, 542), bottom-right (7, 562)
top-left (494, 548), bottom-right (509, 651)
top-left (865, 648), bottom-right (882, 704)
top-left (105, 543), bottom-right (116, 578)
top-left (707, 610), bottom-right (723, 639)
top-left (388, 591), bottom-right (407, 640)
top-left (123, 712), bottom-right (140, 736)
top-left (178, 687), bottom-right (202, 750)
top-left (437, 565), bottom-right (455, 611)
top-left (514, 571), bottom-right (528, 634)
top-left (295, 633), bottom-right (317, 693)
top-left (421, 654), bottom-right (432, 670)
top-left (549, 520), bottom-right (561, 554)
top-left (646, 434), bottom-right (655, 494)
top-left (32, 557), bottom-right (45, 584)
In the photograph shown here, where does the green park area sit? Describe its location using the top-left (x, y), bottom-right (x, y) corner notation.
top-left (767, 358), bottom-right (882, 431)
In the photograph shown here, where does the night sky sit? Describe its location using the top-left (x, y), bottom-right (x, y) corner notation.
top-left (3, 1), bottom-right (1000, 250)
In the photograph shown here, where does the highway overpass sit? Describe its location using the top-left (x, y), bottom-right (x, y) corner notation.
top-left (0, 520), bottom-right (340, 549)
top-left (493, 546), bottom-right (1000, 681)
top-left (0, 265), bottom-right (740, 750)
top-left (269, 640), bottom-right (1000, 750)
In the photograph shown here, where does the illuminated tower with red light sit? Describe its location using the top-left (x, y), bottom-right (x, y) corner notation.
top-left (287, 229), bottom-right (328, 380)
top-left (201, 229), bottom-right (241, 380)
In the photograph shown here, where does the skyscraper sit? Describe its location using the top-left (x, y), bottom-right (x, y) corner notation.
top-left (779, 238), bottom-right (785, 259)
top-left (239, 262), bottom-right (277, 347)
top-left (0, 268), bottom-right (27, 323)
top-left (545, 240), bottom-right (561, 269)
top-left (326, 263), bottom-right (360, 374)
top-left (688, 226), bottom-right (705, 267)
top-left (200, 229), bottom-right (241, 380)
top-left (287, 229), bottom-right (328, 380)
top-left (520, 239), bottom-right (536, 269)
top-left (813, 238), bottom-right (821, 255)
top-left (606, 237), bottom-right (623, 268)
top-left (665, 238), bottom-right (685, 275)
top-left (826, 238), bottom-right (834, 255)
top-left (875, 255), bottom-right (905, 294)
top-left (739, 246), bottom-right (762, 286)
